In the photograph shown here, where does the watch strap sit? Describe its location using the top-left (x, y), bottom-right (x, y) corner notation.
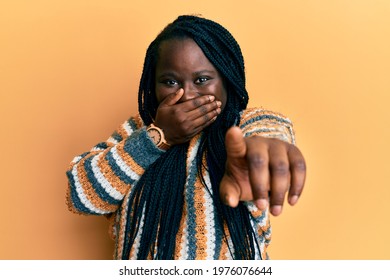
top-left (147, 123), bottom-right (171, 150)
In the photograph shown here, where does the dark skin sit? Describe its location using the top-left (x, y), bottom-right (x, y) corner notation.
top-left (153, 38), bottom-right (306, 216)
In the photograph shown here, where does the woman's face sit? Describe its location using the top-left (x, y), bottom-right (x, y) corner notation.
top-left (155, 38), bottom-right (227, 110)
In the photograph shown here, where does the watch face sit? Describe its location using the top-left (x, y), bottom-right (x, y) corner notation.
top-left (148, 128), bottom-right (161, 145)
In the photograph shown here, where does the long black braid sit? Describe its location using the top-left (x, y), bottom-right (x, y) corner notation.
top-left (122, 15), bottom-right (259, 260)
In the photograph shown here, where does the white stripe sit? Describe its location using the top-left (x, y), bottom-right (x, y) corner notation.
top-left (71, 155), bottom-right (82, 164)
top-left (122, 121), bottom-right (134, 136)
top-left (185, 138), bottom-right (200, 172)
top-left (71, 165), bottom-right (110, 214)
top-left (107, 136), bottom-right (118, 145)
top-left (110, 146), bottom-right (140, 181)
top-left (249, 217), bottom-right (263, 259)
top-left (91, 154), bottom-right (124, 200)
top-left (204, 170), bottom-right (216, 259)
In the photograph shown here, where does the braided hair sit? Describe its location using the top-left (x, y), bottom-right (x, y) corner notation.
top-left (122, 15), bottom-right (259, 259)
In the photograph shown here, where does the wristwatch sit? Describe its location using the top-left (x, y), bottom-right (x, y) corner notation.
top-left (146, 123), bottom-right (171, 150)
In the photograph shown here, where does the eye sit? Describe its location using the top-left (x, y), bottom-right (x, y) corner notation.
top-left (162, 79), bottom-right (179, 86)
top-left (195, 77), bottom-right (210, 84)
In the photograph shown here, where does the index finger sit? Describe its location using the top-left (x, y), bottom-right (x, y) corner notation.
top-left (159, 88), bottom-right (184, 106)
top-left (181, 94), bottom-right (217, 112)
top-left (245, 137), bottom-right (270, 211)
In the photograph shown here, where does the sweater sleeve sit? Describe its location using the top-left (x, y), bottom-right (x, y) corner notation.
top-left (239, 108), bottom-right (296, 258)
top-left (239, 107), bottom-right (295, 144)
top-left (66, 114), bottom-right (165, 215)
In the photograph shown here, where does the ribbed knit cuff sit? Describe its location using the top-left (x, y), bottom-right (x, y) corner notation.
top-left (123, 127), bottom-right (165, 170)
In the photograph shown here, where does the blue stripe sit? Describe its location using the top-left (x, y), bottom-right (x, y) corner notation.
top-left (111, 131), bottom-right (123, 142)
top-left (185, 155), bottom-right (198, 260)
top-left (95, 142), bottom-right (109, 150)
top-left (105, 149), bottom-right (136, 186)
top-left (127, 118), bottom-right (139, 131)
top-left (244, 129), bottom-right (280, 137)
top-left (84, 156), bottom-right (122, 206)
top-left (66, 170), bottom-right (95, 215)
top-left (240, 115), bottom-right (290, 130)
top-left (213, 211), bottom-right (223, 259)
top-left (79, 151), bottom-right (90, 158)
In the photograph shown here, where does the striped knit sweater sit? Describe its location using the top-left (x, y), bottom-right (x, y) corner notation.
top-left (66, 107), bottom-right (295, 259)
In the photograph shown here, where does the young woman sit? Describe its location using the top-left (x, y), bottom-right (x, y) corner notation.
top-left (66, 15), bottom-right (306, 260)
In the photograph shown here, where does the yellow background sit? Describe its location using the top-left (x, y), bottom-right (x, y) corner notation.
top-left (1, 0), bottom-right (389, 259)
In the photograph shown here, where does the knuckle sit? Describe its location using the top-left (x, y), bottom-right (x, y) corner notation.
top-left (271, 161), bottom-right (289, 175)
top-left (192, 98), bottom-right (201, 107)
top-left (199, 105), bottom-right (208, 114)
top-left (292, 159), bottom-right (306, 172)
top-left (246, 153), bottom-right (266, 168)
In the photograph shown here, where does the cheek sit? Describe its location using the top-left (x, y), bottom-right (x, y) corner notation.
top-left (155, 85), bottom-right (171, 104)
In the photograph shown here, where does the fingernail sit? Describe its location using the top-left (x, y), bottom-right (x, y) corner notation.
top-left (209, 95), bottom-right (215, 102)
top-left (271, 205), bottom-right (282, 216)
top-left (255, 199), bottom-right (268, 210)
top-left (216, 108), bottom-right (221, 114)
top-left (289, 195), bottom-right (299, 205)
top-left (216, 101), bottom-right (222, 107)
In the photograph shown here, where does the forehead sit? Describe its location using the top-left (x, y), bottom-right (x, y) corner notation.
top-left (156, 38), bottom-right (216, 72)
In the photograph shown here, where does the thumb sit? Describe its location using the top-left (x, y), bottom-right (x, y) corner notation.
top-left (160, 88), bottom-right (184, 106)
top-left (219, 126), bottom-right (246, 207)
top-left (225, 126), bottom-right (246, 158)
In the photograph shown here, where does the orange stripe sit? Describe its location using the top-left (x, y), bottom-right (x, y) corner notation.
top-left (117, 123), bottom-right (129, 139)
top-left (194, 176), bottom-right (207, 259)
top-left (134, 114), bottom-right (144, 129)
top-left (66, 183), bottom-right (80, 214)
top-left (219, 223), bottom-right (230, 259)
top-left (250, 208), bottom-right (264, 219)
top-left (257, 216), bottom-right (271, 260)
top-left (260, 215), bottom-right (270, 232)
top-left (239, 108), bottom-right (289, 127)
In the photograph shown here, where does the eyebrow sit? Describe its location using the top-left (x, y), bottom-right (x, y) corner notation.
top-left (157, 72), bottom-right (177, 78)
top-left (157, 70), bottom-right (216, 78)
top-left (193, 70), bottom-right (216, 76)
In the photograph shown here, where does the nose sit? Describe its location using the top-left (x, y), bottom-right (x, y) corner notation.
top-left (179, 83), bottom-right (199, 102)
